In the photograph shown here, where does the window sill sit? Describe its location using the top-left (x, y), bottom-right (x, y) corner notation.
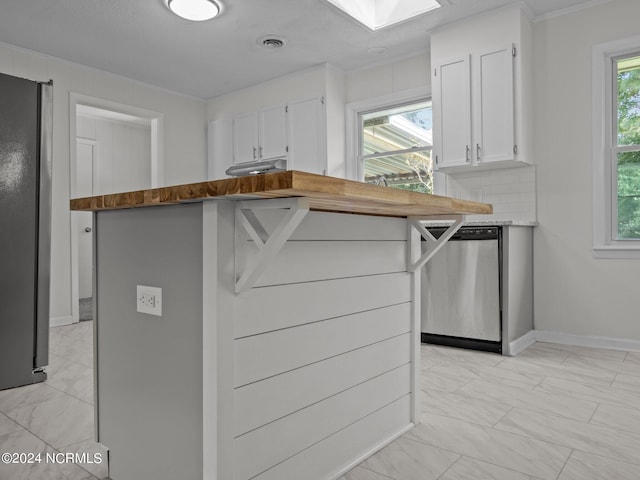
top-left (593, 245), bottom-right (640, 259)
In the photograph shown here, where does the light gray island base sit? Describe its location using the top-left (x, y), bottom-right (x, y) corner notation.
top-left (95, 200), bottom-right (420, 480)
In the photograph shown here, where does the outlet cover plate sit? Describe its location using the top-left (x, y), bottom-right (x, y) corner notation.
top-left (136, 285), bottom-right (162, 316)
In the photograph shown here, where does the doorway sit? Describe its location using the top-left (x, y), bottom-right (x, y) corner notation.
top-left (69, 94), bottom-right (164, 323)
top-left (76, 138), bottom-right (96, 320)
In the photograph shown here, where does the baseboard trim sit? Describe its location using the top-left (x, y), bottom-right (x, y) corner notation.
top-left (50, 315), bottom-right (75, 327)
top-left (535, 330), bottom-right (640, 353)
top-left (508, 330), bottom-right (538, 356)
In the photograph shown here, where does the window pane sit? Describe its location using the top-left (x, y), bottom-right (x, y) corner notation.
top-left (362, 103), bottom-right (432, 155)
top-left (364, 151), bottom-right (432, 194)
top-left (617, 151), bottom-right (640, 239)
top-left (616, 56), bottom-right (640, 147)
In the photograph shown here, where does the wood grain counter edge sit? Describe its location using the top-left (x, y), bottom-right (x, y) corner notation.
top-left (69, 170), bottom-right (492, 218)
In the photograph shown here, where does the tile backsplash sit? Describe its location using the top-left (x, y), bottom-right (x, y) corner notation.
top-left (436, 165), bottom-right (536, 223)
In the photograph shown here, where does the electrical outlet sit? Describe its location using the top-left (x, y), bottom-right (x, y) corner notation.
top-left (136, 285), bottom-right (162, 316)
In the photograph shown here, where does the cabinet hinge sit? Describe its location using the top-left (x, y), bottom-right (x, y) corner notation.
top-left (512, 46), bottom-right (517, 57)
top-left (434, 68), bottom-right (437, 77)
top-left (513, 145), bottom-right (518, 155)
top-left (286, 145), bottom-right (289, 153)
top-left (285, 105), bottom-right (288, 113)
top-left (321, 96), bottom-right (325, 104)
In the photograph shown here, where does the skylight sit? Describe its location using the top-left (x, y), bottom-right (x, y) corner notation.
top-left (325, 0), bottom-right (442, 31)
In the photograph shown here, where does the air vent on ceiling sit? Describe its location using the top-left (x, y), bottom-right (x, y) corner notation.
top-left (257, 35), bottom-right (286, 49)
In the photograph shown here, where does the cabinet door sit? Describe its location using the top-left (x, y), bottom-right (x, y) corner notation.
top-left (233, 111), bottom-right (259, 164)
top-left (208, 118), bottom-right (233, 178)
top-left (472, 45), bottom-right (515, 164)
top-left (434, 55), bottom-right (472, 169)
top-left (287, 97), bottom-right (326, 175)
top-left (259, 104), bottom-right (288, 160)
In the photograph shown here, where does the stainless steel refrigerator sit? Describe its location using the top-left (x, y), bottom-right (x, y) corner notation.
top-left (0, 72), bottom-right (53, 390)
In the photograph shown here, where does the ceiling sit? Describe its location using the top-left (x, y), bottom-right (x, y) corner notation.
top-left (0, 0), bottom-right (607, 99)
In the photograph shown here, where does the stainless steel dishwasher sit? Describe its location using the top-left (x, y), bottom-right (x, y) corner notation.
top-left (421, 226), bottom-right (502, 353)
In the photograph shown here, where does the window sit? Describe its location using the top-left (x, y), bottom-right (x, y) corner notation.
top-left (358, 100), bottom-right (433, 193)
top-left (613, 55), bottom-right (640, 240)
top-left (593, 37), bottom-right (640, 258)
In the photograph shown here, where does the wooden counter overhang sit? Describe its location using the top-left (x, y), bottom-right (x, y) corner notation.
top-left (69, 170), bottom-right (492, 217)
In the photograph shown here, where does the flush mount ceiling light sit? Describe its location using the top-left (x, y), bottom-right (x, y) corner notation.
top-left (168, 0), bottom-right (221, 21)
top-left (325, 0), bottom-right (442, 30)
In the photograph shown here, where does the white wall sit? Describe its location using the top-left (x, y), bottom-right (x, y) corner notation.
top-left (533, 0), bottom-right (640, 340)
top-left (207, 65), bottom-right (328, 120)
top-left (77, 116), bottom-right (151, 194)
top-left (345, 50), bottom-right (430, 104)
top-left (0, 41), bottom-right (207, 325)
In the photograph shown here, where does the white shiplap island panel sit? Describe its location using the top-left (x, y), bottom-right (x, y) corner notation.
top-left (230, 208), bottom-right (413, 479)
top-left (81, 172), bottom-right (492, 480)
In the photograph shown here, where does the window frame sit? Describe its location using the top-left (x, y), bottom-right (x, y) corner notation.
top-left (345, 86), bottom-right (431, 182)
top-left (592, 36), bottom-right (640, 258)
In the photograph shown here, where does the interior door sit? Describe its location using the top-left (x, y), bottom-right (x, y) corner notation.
top-left (76, 139), bottom-right (95, 300)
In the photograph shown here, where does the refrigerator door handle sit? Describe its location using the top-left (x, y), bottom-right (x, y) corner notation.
top-left (35, 80), bottom-right (53, 370)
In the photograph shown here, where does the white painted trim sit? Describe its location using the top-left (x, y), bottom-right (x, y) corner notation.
top-left (533, 0), bottom-right (613, 22)
top-left (69, 93), bottom-right (166, 329)
top-left (70, 92), bottom-right (165, 187)
top-left (534, 330), bottom-right (640, 353)
top-left (345, 86), bottom-right (431, 181)
top-left (202, 201), bottom-right (218, 480)
top-left (50, 315), bottom-right (76, 327)
top-left (507, 330), bottom-right (537, 356)
top-left (505, 329), bottom-right (640, 356)
top-left (409, 225), bottom-right (421, 424)
top-left (592, 36), bottom-right (640, 258)
top-left (329, 423), bottom-right (414, 480)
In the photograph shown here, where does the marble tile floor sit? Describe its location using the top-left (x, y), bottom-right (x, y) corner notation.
top-left (0, 321), bottom-right (108, 480)
top-left (341, 342), bottom-right (640, 480)
top-left (3, 325), bottom-right (640, 480)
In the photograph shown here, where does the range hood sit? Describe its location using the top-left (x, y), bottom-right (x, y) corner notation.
top-left (225, 158), bottom-right (287, 177)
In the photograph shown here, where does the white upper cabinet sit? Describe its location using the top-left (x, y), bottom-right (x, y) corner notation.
top-left (233, 105), bottom-right (287, 164)
top-left (431, 5), bottom-right (532, 172)
top-left (233, 111), bottom-right (260, 164)
top-left (207, 64), bottom-right (346, 180)
top-left (287, 97), bottom-right (326, 175)
top-left (210, 97), bottom-right (328, 177)
top-left (434, 55), bottom-right (472, 168)
top-left (472, 45), bottom-right (515, 165)
top-left (259, 105), bottom-right (288, 161)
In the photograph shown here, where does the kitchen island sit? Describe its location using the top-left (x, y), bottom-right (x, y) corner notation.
top-left (70, 171), bottom-right (491, 480)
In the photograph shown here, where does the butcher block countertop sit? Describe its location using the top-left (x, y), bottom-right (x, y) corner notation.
top-left (69, 170), bottom-right (492, 218)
